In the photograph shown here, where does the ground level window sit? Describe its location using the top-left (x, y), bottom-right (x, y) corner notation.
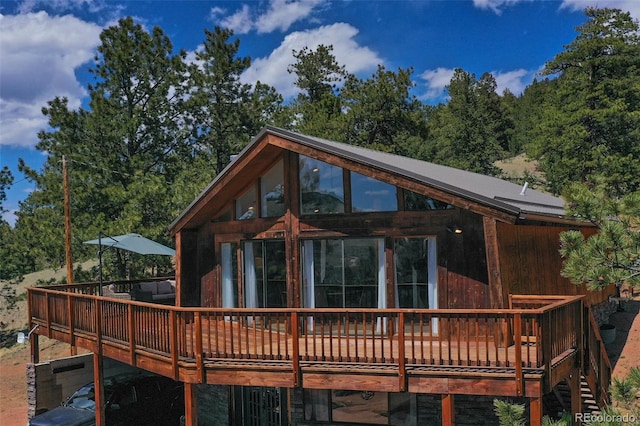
top-left (304, 389), bottom-right (417, 425)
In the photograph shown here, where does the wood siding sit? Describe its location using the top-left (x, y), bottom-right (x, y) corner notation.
top-left (495, 223), bottom-right (614, 306)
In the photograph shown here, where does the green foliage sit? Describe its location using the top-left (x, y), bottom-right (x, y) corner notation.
top-left (426, 69), bottom-right (509, 176)
top-left (0, 166), bottom-right (13, 214)
top-left (559, 181), bottom-right (640, 290)
top-left (529, 8), bottom-right (640, 195)
top-left (341, 65), bottom-right (430, 156)
top-left (610, 367), bottom-right (640, 420)
top-left (542, 412), bottom-right (571, 426)
top-left (0, 278), bottom-right (21, 312)
top-left (15, 17), bottom-right (192, 279)
top-left (286, 45), bottom-right (349, 141)
top-left (190, 27), bottom-right (283, 174)
top-left (493, 399), bottom-right (526, 426)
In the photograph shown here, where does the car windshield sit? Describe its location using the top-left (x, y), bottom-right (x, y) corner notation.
top-left (64, 384), bottom-right (96, 410)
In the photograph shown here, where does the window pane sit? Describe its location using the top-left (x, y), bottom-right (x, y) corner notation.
top-left (389, 393), bottom-right (417, 426)
top-left (261, 160), bottom-right (285, 218)
top-left (236, 186), bottom-right (257, 220)
top-left (395, 238), bottom-right (429, 309)
top-left (351, 172), bottom-right (397, 212)
top-left (299, 156), bottom-right (344, 215)
top-left (404, 190), bottom-right (451, 211)
top-left (332, 390), bottom-right (387, 424)
top-left (303, 389), bottom-right (330, 422)
top-left (243, 240), bottom-right (286, 308)
top-left (344, 239), bottom-right (379, 308)
top-left (265, 241), bottom-right (287, 307)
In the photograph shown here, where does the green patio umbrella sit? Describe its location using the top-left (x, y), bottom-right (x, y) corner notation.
top-left (84, 233), bottom-right (175, 292)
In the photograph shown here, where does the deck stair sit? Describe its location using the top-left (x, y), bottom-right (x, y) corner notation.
top-left (544, 374), bottom-right (601, 419)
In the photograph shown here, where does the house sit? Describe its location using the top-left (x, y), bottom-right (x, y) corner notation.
top-left (27, 127), bottom-right (615, 425)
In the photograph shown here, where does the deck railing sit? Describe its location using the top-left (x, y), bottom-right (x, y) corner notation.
top-left (28, 287), bottom-right (584, 372)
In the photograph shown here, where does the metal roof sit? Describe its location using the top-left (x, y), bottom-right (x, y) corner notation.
top-left (170, 127), bottom-right (568, 232)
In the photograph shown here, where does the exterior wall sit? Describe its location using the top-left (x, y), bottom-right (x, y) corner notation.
top-left (206, 386), bottom-right (527, 425)
top-left (196, 384), bottom-right (230, 425)
top-left (496, 223), bottom-right (615, 306)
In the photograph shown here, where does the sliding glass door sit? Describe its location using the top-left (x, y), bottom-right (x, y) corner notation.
top-left (302, 238), bottom-right (386, 310)
top-left (394, 237), bottom-right (438, 334)
top-left (243, 240), bottom-right (287, 308)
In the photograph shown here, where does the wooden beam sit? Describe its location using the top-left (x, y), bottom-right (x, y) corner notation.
top-left (568, 369), bottom-right (582, 426)
top-left (183, 382), bottom-right (198, 426)
top-left (442, 394), bottom-right (455, 426)
top-left (30, 331), bottom-right (39, 364)
top-left (93, 352), bottom-right (106, 426)
top-left (530, 396), bottom-right (542, 426)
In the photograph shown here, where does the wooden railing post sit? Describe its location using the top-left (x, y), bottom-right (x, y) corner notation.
top-left (128, 304), bottom-right (136, 366)
top-left (513, 312), bottom-right (523, 396)
top-left (398, 311), bottom-right (406, 391)
top-left (67, 293), bottom-right (77, 355)
top-left (194, 312), bottom-right (204, 383)
top-left (45, 292), bottom-right (51, 338)
top-left (170, 310), bottom-right (179, 381)
top-left (291, 311), bottom-right (300, 387)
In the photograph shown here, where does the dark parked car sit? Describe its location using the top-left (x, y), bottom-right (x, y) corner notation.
top-left (29, 373), bottom-right (184, 426)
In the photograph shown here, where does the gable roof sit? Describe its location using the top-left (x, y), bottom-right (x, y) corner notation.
top-left (170, 126), bottom-right (573, 234)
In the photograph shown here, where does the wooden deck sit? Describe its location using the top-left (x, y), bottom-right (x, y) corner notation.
top-left (25, 286), bottom-right (608, 404)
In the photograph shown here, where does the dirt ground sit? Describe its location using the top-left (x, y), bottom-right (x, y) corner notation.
top-left (1, 292), bottom-right (638, 426)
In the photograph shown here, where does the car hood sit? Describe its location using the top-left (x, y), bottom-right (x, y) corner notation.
top-left (29, 406), bottom-right (95, 426)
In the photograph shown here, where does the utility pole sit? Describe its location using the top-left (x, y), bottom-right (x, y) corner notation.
top-left (63, 155), bottom-right (73, 284)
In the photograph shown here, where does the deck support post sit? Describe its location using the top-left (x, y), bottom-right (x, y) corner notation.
top-left (441, 393), bottom-right (455, 426)
top-left (30, 331), bottom-right (39, 364)
top-left (568, 369), bottom-right (582, 425)
top-left (183, 382), bottom-right (198, 426)
top-left (530, 396), bottom-right (542, 426)
top-left (93, 352), bottom-right (106, 426)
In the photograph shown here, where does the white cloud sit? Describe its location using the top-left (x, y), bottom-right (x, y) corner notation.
top-left (219, 4), bottom-right (253, 35)
top-left (419, 67), bottom-right (533, 101)
top-left (241, 23), bottom-right (381, 99)
top-left (214, 0), bottom-right (325, 34)
top-left (560, 0), bottom-right (640, 20)
top-left (17, 0), bottom-right (108, 14)
top-left (256, 0), bottom-right (325, 33)
top-left (473, 0), bottom-right (640, 19)
top-left (418, 67), bottom-right (455, 100)
top-left (492, 69), bottom-right (531, 95)
top-left (0, 12), bottom-right (102, 147)
top-left (472, 0), bottom-right (526, 15)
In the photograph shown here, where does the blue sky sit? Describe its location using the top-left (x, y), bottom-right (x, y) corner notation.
top-left (1, 0), bottom-right (639, 225)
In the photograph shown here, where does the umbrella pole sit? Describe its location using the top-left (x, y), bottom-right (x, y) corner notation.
top-left (98, 232), bottom-right (103, 295)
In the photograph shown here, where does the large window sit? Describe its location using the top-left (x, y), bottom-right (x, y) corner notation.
top-left (403, 190), bottom-right (451, 211)
top-left (243, 240), bottom-right (287, 308)
top-left (351, 172), bottom-right (397, 212)
top-left (394, 237), bottom-right (438, 333)
top-left (261, 159), bottom-right (285, 218)
top-left (302, 238), bottom-right (385, 310)
top-left (304, 389), bottom-right (416, 425)
top-left (236, 186), bottom-right (257, 220)
top-left (299, 156), bottom-right (344, 215)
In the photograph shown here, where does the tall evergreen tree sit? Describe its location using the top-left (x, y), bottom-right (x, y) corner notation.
top-left (286, 45), bottom-right (349, 140)
top-left (341, 65), bottom-right (429, 156)
top-left (189, 27), bottom-right (283, 174)
top-left (427, 69), bottom-right (509, 175)
top-left (530, 8), bottom-right (640, 196)
top-left (17, 17), bottom-right (191, 277)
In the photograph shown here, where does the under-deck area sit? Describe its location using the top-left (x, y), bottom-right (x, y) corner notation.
top-left (27, 284), bottom-right (610, 424)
